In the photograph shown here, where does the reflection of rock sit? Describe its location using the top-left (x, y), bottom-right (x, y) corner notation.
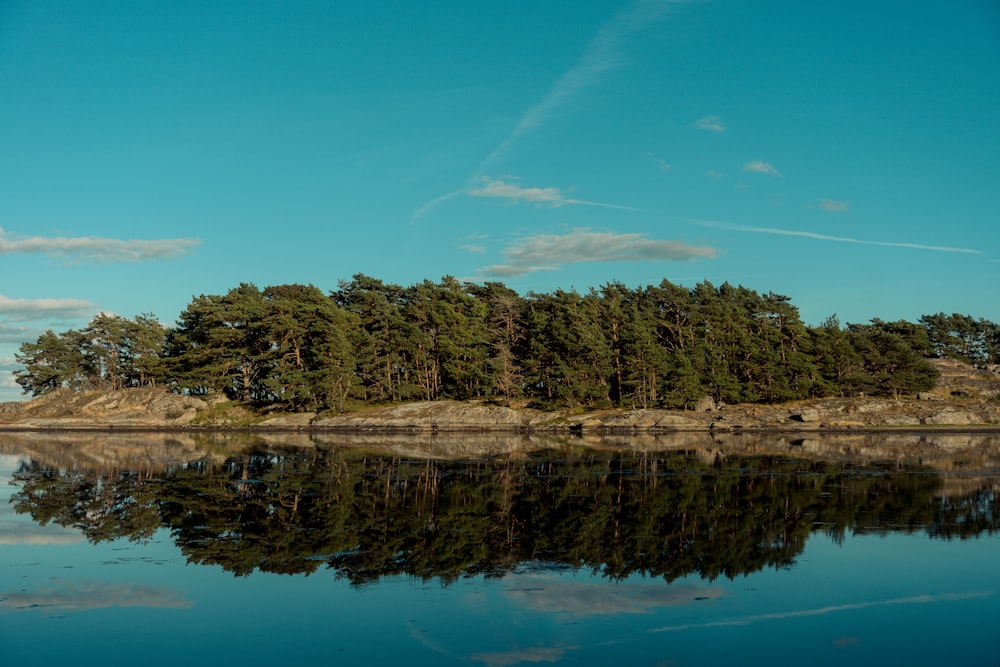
top-left (790, 438), bottom-right (822, 452)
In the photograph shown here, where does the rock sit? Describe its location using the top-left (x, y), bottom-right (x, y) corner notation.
top-left (312, 400), bottom-right (531, 430)
top-left (0, 401), bottom-right (26, 422)
top-left (3, 388), bottom-right (208, 427)
top-left (790, 409), bottom-right (821, 423)
top-left (923, 409), bottom-right (976, 426)
top-left (693, 396), bottom-right (716, 412)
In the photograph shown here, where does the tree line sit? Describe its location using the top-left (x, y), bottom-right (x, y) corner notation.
top-left (14, 274), bottom-right (1000, 411)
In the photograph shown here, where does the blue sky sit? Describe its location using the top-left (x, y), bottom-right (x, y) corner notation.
top-left (1, 0), bottom-right (998, 401)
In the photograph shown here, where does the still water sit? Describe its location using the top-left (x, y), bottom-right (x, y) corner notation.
top-left (1, 431), bottom-right (998, 665)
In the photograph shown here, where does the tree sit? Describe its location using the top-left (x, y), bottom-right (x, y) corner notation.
top-left (806, 315), bottom-right (863, 397)
top-left (468, 282), bottom-right (527, 406)
top-left (522, 290), bottom-right (613, 407)
top-left (846, 324), bottom-right (940, 397)
top-left (260, 284), bottom-right (359, 411)
top-left (124, 313), bottom-right (169, 388)
top-left (166, 284), bottom-right (271, 400)
top-left (920, 313), bottom-right (996, 365)
top-left (14, 329), bottom-right (89, 395)
top-left (334, 274), bottom-right (413, 403)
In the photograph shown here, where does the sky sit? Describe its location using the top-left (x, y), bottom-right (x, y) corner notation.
top-left (1, 0), bottom-right (998, 402)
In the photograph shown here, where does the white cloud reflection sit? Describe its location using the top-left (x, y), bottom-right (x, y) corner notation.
top-left (648, 591), bottom-right (993, 632)
top-left (502, 573), bottom-right (723, 617)
top-left (0, 580), bottom-right (192, 612)
top-left (0, 520), bottom-right (83, 546)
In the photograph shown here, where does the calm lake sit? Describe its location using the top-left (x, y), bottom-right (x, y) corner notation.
top-left (2, 430), bottom-right (998, 666)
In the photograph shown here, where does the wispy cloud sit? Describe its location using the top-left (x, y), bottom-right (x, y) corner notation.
top-left (689, 218), bottom-right (983, 254)
top-left (479, 1), bottom-right (682, 172)
top-left (481, 228), bottom-right (718, 278)
top-left (0, 295), bottom-right (95, 322)
top-left (469, 178), bottom-right (639, 210)
top-left (413, 0), bottom-right (688, 222)
top-left (743, 161), bottom-right (781, 177)
top-left (643, 152), bottom-right (672, 171)
top-left (409, 188), bottom-right (466, 224)
top-left (817, 199), bottom-right (850, 212)
top-left (0, 227), bottom-right (200, 263)
top-left (0, 324), bottom-right (37, 343)
top-left (0, 362), bottom-right (21, 389)
top-left (695, 115), bottom-right (726, 133)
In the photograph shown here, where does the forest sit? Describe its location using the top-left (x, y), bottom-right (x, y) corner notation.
top-left (13, 275), bottom-right (1000, 412)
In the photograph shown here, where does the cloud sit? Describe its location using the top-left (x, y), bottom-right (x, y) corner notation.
top-left (478, 0), bottom-right (684, 172)
top-left (0, 359), bottom-right (20, 389)
top-left (461, 244), bottom-right (486, 254)
top-left (0, 295), bottom-right (95, 322)
top-left (0, 324), bottom-right (37, 343)
top-left (480, 228), bottom-right (718, 278)
top-left (643, 152), bottom-right (672, 171)
top-left (743, 161), bottom-right (781, 177)
top-left (413, 0), bottom-right (688, 222)
top-left (469, 178), bottom-right (639, 211)
top-left (410, 188), bottom-right (466, 224)
top-left (695, 115), bottom-right (726, 132)
top-left (817, 199), bottom-right (850, 212)
top-left (503, 576), bottom-right (723, 617)
top-left (706, 169), bottom-right (723, 179)
top-left (689, 218), bottom-right (984, 254)
top-left (0, 580), bottom-right (192, 612)
top-left (0, 227), bottom-right (200, 263)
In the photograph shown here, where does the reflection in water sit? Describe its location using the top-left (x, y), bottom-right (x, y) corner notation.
top-left (0, 580), bottom-right (192, 612)
top-left (646, 590), bottom-right (994, 633)
top-left (503, 575), bottom-right (723, 615)
top-left (7, 436), bottom-right (999, 583)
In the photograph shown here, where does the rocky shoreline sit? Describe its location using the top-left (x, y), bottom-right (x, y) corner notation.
top-left (1, 358), bottom-right (997, 433)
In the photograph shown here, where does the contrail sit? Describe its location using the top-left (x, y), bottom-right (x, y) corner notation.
top-left (686, 218), bottom-right (984, 255)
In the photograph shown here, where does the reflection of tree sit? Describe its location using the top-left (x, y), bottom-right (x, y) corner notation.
top-left (11, 448), bottom-right (998, 584)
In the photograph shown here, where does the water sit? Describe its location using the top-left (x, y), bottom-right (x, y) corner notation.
top-left (1, 431), bottom-right (998, 665)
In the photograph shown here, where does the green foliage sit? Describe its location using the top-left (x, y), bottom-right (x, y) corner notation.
top-left (846, 324), bottom-right (940, 396)
top-left (15, 314), bottom-right (169, 396)
top-left (14, 275), bottom-right (996, 407)
top-left (920, 312), bottom-right (1000, 365)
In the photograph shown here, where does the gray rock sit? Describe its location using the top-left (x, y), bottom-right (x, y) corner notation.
top-left (693, 396), bottom-right (717, 412)
top-left (923, 409), bottom-right (976, 426)
top-left (790, 409), bottom-right (821, 423)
